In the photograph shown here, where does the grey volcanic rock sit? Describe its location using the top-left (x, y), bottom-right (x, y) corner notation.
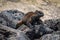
top-left (44, 19), bottom-right (60, 31)
top-left (0, 10), bottom-right (60, 40)
top-left (0, 10), bottom-right (24, 28)
top-left (40, 31), bottom-right (60, 40)
top-left (0, 24), bottom-right (30, 40)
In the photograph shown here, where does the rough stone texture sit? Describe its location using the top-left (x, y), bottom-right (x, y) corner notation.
top-left (40, 31), bottom-right (60, 40)
top-left (0, 10), bottom-right (24, 28)
top-left (0, 24), bottom-right (30, 40)
top-left (0, 10), bottom-right (60, 40)
top-left (44, 19), bottom-right (60, 31)
top-left (0, 0), bottom-right (60, 40)
top-left (0, 10), bottom-right (30, 40)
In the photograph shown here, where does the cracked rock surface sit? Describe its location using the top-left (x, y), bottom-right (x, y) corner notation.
top-left (0, 24), bottom-right (30, 40)
top-left (0, 10), bottom-right (24, 28)
top-left (0, 10), bottom-right (60, 40)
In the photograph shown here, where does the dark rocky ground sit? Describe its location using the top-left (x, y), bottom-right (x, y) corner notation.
top-left (44, 19), bottom-right (60, 31)
top-left (0, 10), bottom-right (60, 40)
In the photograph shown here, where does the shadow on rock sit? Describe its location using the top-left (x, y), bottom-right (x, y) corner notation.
top-left (0, 24), bottom-right (30, 40)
